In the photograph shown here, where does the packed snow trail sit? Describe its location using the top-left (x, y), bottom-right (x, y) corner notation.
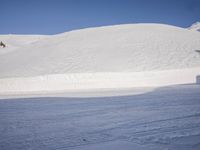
top-left (0, 84), bottom-right (200, 150)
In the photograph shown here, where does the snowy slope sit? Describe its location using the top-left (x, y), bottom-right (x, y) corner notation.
top-left (0, 34), bottom-right (47, 55)
top-left (0, 24), bottom-right (200, 78)
top-left (0, 23), bottom-right (200, 93)
top-left (188, 22), bottom-right (200, 32)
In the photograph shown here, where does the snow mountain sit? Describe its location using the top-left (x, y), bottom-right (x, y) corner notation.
top-left (188, 22), bottom-right (200, 32)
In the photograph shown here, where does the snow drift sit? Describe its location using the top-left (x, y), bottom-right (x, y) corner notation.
top-left (0, 23), bottom-right (200, 94)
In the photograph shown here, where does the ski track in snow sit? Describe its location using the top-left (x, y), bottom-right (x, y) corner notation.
top-left (0, 84), bottom-right (200, 150)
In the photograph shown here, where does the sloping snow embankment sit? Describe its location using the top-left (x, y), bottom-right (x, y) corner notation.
top-left (188, 22), bottom-right (200, 32)
top-left (1, 24), bottom-right (200, 78)
top-left (0, 67), bottom-right (199, 95)
top-left (0, 24), bottom-right (200, 96)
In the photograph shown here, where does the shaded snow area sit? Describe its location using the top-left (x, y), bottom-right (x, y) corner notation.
top-left (0, 84), bottom-right (200, 150)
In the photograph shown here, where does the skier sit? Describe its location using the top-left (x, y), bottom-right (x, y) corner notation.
top-left (0, 41), bottom-right (6, 48)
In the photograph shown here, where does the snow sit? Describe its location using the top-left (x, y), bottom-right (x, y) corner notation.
top-left (71, 141), bottom-right (150, 150)
top-left (0, 67), bottom-right (199, 95)
top-left (0, 35), bottom-right (46, 55)
top-left (1, 24), bottom-right (200, 78)
top-left (0, 23), bottom-right (200, 94)
top-left (0, 23), bottom-right (200, 149)
top-left (188, 22), bottom-right (200, 32)
top-left (0, 84), bottom-right (200, 150)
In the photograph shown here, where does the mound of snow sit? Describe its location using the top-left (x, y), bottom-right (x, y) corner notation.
top-left (188, 22), bottom-right (200, 32)
top-left (0, 23), bottom-right (200, 93)
top-left (1, 24), bottom-right (200, 78)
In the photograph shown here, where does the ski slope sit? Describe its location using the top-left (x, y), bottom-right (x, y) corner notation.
top-left (0, 35), bottom-right (46, 55)
top-left (0, 23), bottom-right (200, 94)
top-left (0, 84), bottom-right (200, 150)
top-left (0, 23), bottom-right (200, 150)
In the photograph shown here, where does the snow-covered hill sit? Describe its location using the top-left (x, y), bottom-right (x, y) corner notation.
top-left (0, 23), bottom-right (200, 94)
top-left (0, 24), bottom-right (200, 77)
top-left (188, 22), bottom-right (200, 32)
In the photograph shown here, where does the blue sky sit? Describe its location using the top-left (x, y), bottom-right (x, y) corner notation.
top-left (0, 0), bottom-right (200, 34)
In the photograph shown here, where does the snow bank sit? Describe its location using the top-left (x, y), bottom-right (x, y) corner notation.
top-left (0, 67), bottom-right (199, 94)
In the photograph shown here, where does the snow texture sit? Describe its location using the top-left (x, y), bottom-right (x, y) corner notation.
top-left (0, 24), bottom-right (200, 77)
top-left (0, 67), bottom-right (199, 95)
top-left (188, 22), bottom-right (200, 32)
top-left (0, 23), bottom-right (200, 150)
top-left (0, 23), bottom-right (200, 93)
top-left (0, 84), bottom-right (200, 150)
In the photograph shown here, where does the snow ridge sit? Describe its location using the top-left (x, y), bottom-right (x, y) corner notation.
top-left (188, 22), bottom-right (200, 32)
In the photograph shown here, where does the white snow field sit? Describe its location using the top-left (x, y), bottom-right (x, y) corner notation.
top-left (0, 23), bottom-right (200, 149)
top-left (0, 23), bottom-right (200, 94)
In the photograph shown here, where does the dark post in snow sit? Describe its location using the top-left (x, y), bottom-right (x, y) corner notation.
top-left (197, 75), bottom-right (200, 84)
top-left (0, 41), bottom-right (6, 48)
top-left (194, 50), bottom-right (200, 84)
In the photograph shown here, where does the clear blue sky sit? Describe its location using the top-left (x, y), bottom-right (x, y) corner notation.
top-left (0, 0), bottom-right (200, 34)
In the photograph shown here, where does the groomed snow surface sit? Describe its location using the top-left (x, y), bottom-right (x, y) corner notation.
top-left (0, 84), bottom-right (200, 150)
top-left (0, 23), bottom-right (200, 149)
